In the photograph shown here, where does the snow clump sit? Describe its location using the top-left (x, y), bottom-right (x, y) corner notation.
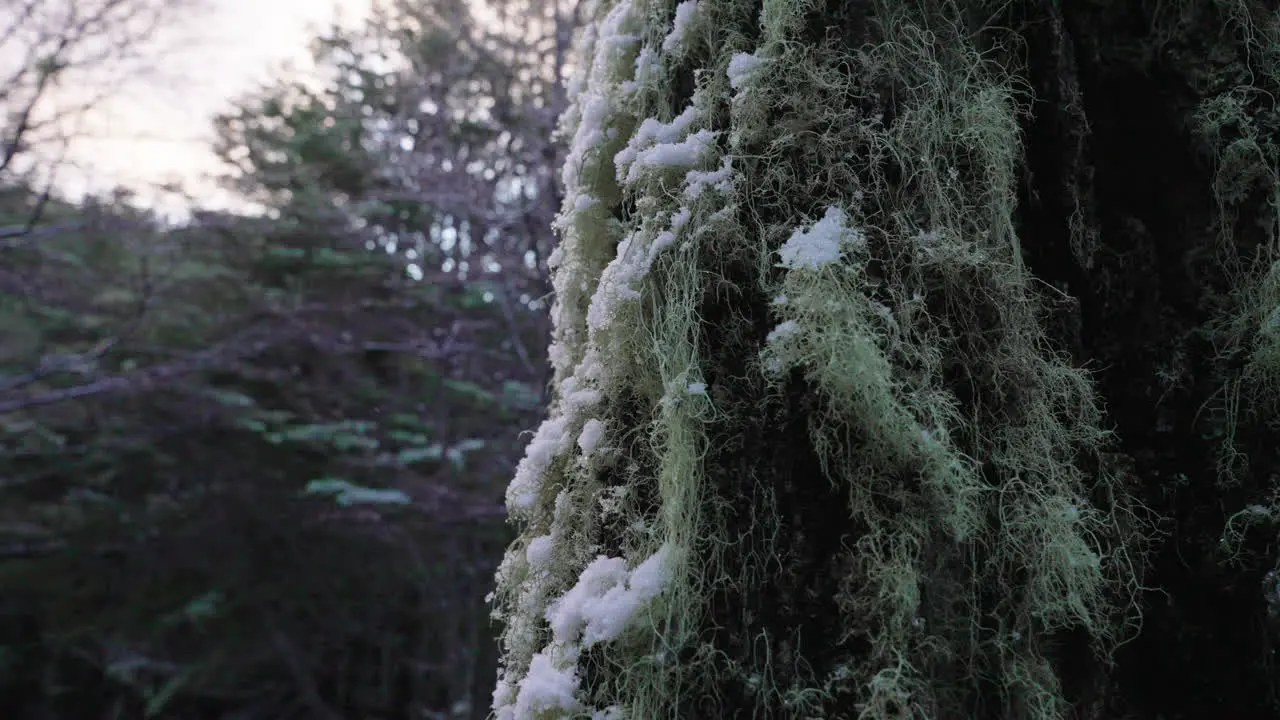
top-left (662, 0), bottom-right (699, 53)
top-left (727, 51), bottom-right (764, 90)
top-left (777, 206), bottom-right (865, 270)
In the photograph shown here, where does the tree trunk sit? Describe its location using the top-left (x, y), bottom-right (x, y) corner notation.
top-left (491, 1), bottom-right (1280, 718)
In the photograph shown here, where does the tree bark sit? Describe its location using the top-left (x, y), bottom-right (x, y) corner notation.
top-left (492, 1), bottom-right (1280, 718)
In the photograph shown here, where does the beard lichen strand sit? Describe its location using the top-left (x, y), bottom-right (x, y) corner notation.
top-left (492, 0), bottom-right (650, 716)
top-left (497, 0), bottom-right (1155, 718)
top-left (491, 0), bottom-right (740, 715)
top-left (571, 2), bottom-right (742, 714)
top-left (733, 1), bottom-right (1149, 718)
top-left (1193, 2), bottom-right (1280, 495)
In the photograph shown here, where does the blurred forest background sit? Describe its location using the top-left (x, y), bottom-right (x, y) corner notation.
top-left (0, 0), bottom-right (578, 717)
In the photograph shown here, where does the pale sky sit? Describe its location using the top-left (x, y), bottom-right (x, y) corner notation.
top-left (51, 0), bottom-right (370, 215)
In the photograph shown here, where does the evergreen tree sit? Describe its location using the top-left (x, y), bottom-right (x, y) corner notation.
top-left (491, 1), bottom-right (1280, 718)
top-left (0, 0), bottom-right (568, 715)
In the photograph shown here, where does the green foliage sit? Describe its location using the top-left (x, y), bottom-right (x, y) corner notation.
top-left (0, 2), bottom-right (555, 715)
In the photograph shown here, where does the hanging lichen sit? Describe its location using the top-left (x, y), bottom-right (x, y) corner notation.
top-left (490, 1), bottom-right (1155, 718)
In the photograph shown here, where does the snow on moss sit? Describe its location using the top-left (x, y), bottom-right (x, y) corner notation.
top-left (499, 543), bottom-right (676, 720)
top-left (625, 128), bottom-right (717, 182)
top-left (505, 414), bottom-right (574, 516)
top-left (546, 0), bottom-right (644, 382)
top-left (683, 156), bottom-right (734, 199)
top-left (561, 370), bottom-right (604, 413)
top-left (492, 673), bottom-right (517, 719)
top-left (727, 51), bottom-right (764, 90)
top-left (661, 0), bottom-right (699, 53)
top-left (586, 204), bottom-right (692, 331)
top-left (510, 651), bottom-right (583, 719)
top-left (493, 0), bottom-right (732, 715)
top-left (648, 206), bottom-right (691, 262)
top-left (587, 234), bottom-right (644, 332)
top-left (578, 418), bottom-right (607, 457)
top-left (526, 534), bottom-right (556, 569)
top-left (547, 543), bottom-right (676, 647)
top-left (614, 104), bottom-right (699, 178)
top-left (777, 206), bottom-right (865, 270)
top-left (621, 46), bottom-right (660, 96)
top-left (766, 319), bottom-right (801, 345)
top-left (670, 206), bottom-right (692, 231)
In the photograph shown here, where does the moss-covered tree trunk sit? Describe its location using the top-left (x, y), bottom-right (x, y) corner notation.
top-left (490, 1), bottom-right (1280, 718)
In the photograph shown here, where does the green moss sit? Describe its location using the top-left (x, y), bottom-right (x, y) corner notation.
top-left (494, 0), bottom-right (1158, 718)
top-left (1185, 2), bottom-right (1280, 496)
top-left (724, 1), bottom-right (1149, 716)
